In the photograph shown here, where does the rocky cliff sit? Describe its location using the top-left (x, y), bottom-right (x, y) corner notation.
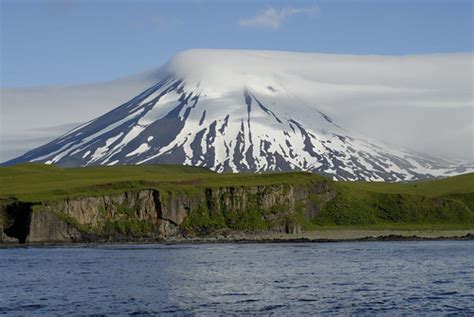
top-left (0, 181), bottom-right (336, 244)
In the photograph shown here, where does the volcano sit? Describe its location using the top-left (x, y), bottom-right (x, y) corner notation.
top-left (5, 50), bottom-right (472, 181)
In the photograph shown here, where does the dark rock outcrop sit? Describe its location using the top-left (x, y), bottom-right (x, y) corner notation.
top-left (1, 181), bottom-right (336, 244)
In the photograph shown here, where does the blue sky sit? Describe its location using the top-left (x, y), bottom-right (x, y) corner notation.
top-left (1, 0), bottom-right (472, 87)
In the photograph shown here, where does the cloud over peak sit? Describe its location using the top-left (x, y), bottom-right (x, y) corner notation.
top-left (239, 5), bottom-right (320, 29)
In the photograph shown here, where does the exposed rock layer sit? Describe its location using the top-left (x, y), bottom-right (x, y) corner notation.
top-left (1, 182), bottom-right (335, 244)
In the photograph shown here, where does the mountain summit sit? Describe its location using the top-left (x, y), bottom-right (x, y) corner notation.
top-left (5, 50), bottom-right (472, 181)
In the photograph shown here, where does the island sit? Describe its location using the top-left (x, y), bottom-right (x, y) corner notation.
top-left (1, 164), bottom-right (473, 245)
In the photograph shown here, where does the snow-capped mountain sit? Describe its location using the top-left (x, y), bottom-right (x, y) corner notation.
top-left (5, 50), bottom-right (472, 181)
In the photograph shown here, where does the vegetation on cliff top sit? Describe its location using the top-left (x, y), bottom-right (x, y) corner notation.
top-left (0, 163), bottom-right (326, 201)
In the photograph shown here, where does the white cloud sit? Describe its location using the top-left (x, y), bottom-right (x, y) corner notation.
top-left (0, 70), bottom-right (159, 161)
top-left (239, 5), bottom-right (320, 29)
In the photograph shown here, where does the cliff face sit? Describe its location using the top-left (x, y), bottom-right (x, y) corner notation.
top-left (0, 182), bottom-right (335, 244)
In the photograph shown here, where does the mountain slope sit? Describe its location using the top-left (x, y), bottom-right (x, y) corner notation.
top-left (5, 50), bottom-right (472, 181)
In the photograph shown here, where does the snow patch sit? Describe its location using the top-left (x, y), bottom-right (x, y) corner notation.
top-left (126, 143), bottom-right (151, 157)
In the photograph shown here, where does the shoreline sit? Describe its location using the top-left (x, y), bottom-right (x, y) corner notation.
top-left (1, 229), bottom-right (473, 248)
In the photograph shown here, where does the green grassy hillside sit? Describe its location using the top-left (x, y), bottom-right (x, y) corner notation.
top-left (343, 172), bottom-right (474, 197)
top-left (1, 163), bottom-right (473, 230)
top-left (0, 163), bottom-right (325, 201)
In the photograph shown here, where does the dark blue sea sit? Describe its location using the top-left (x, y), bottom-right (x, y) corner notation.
top-left (1, 241), bottom-right (473, 315)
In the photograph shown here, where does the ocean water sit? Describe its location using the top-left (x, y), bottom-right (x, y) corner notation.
top-left (1, 241), bottom-right (473, 315)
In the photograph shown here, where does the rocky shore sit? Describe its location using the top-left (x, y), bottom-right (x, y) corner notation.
top-left (1, 228), bottom-right (473, 248)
